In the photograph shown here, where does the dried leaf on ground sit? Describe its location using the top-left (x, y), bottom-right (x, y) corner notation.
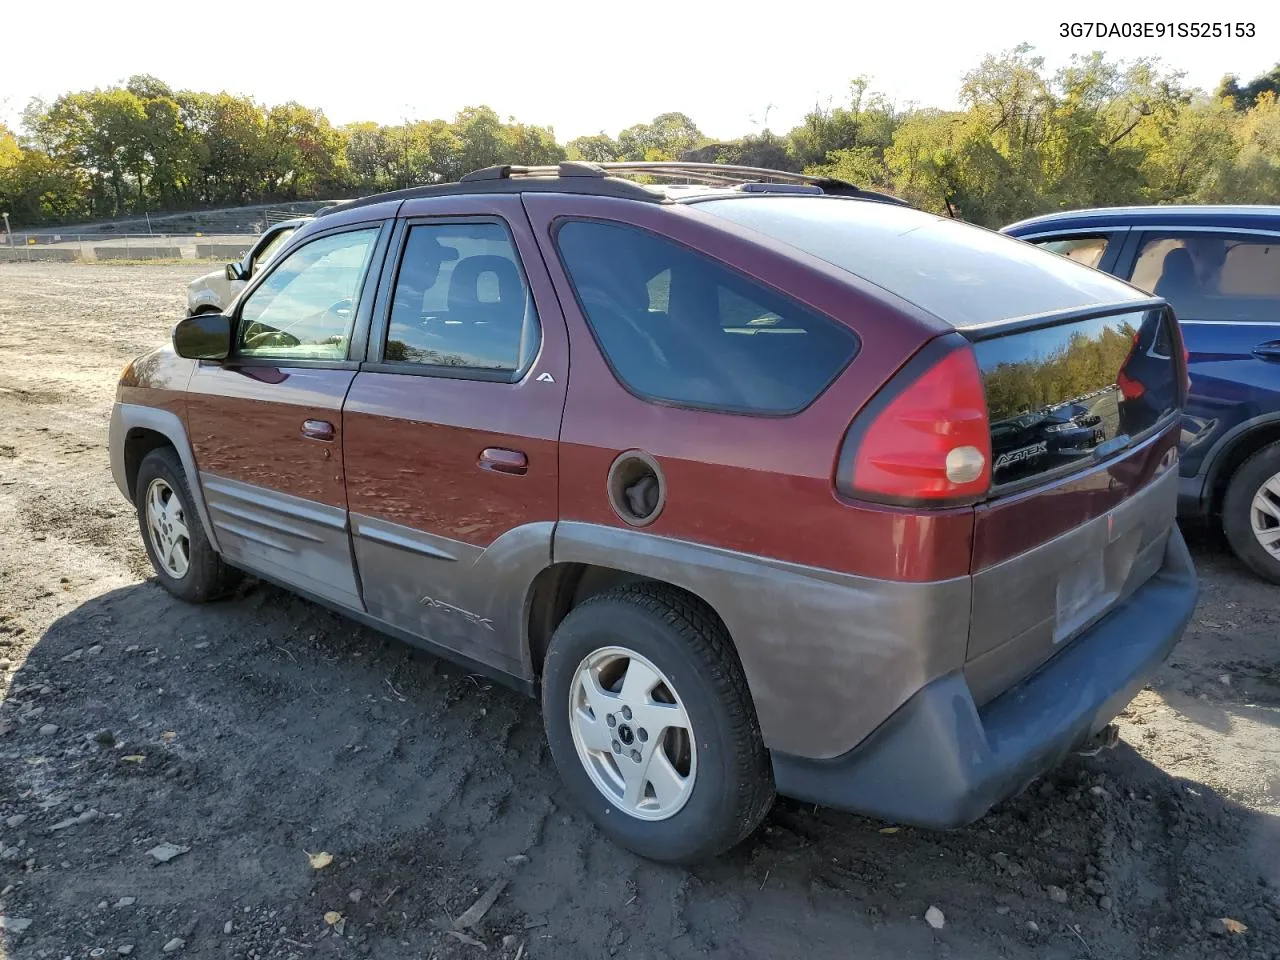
top-left (446, 929), bottom-right (487, 950)
top-left (453, 876), bottom-right (509, 930)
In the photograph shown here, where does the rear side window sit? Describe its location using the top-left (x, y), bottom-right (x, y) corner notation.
top-left (554, 220), bottom-right (857, 414)
top-left (1034, 235), bottom-right (1110, 269)
top-left (383, 221), bottom-right (540, 376)
top-left (1129, 233), bottom-right (1280, 322)
top-left (975, 309), bottom-right (1179, 487)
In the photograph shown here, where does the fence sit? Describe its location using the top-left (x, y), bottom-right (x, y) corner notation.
top-left (0, 232), bottom-right (260, 264)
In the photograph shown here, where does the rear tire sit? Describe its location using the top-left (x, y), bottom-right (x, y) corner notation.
top-left (135, 447), bottom-right (240, 602)
top-left (1221, 440), bottom-right (1280, 585)
top-left (541, 583), bottom-right (774, 863)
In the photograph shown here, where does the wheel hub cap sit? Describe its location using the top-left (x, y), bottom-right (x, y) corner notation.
top-left (568, 646), bottom-right (696, 821)
top-left (1250, 471), bottom-right (1280, 557)
top-left (145, 478), bottom-right (191, 579)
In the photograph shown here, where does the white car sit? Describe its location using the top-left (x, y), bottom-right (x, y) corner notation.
top-left (185, 218), bottom-right (310, 315)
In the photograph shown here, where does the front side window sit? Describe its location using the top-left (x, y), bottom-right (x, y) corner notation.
top-left (1034, 235), bottom-right (1109, 269)
top-left (1130, 232), bottom-right (1280, 322)
top-left (554, 220), bottom-right (858, 414)
top-left (383, 222), bottom-right (540, 376)
top-left (237, 228), bottom-right (379, 360)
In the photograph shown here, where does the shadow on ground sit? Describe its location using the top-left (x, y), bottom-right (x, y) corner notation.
top-left (2, 573), bottom-right (1279, 960)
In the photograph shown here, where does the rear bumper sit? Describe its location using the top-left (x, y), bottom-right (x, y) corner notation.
top-left (1177, 475), bottom-right (1207, 518)
top-left (771, 524), bottom-right (1197, 828)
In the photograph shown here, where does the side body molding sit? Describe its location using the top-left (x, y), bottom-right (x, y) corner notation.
top-left (350, 515), bottom-right (555, 678)
top-left (551, 522), bottom-right (972, 760)
top-left (109, 402), bottom-right (221, 554)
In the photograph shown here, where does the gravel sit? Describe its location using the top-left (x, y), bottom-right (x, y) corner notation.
top-left (1, 261), bottom-right (1277, 960)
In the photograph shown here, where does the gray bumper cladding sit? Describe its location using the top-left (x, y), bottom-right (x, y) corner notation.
top-left (770, 525), bottom-right (1198, 829)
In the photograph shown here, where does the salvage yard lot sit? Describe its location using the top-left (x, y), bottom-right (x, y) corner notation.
top-left (1, 261), bottom-right (1278, 960)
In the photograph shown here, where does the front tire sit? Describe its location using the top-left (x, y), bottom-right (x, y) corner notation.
top-left (1221, 440), bottom-right (1280, 585)
top-left (541, 583), bottom-right (774, 863)
top-left (135, 447), bottom-right (240, 602)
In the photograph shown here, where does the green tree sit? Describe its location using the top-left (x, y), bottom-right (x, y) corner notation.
top-left (1218, 63), bottom-right (1280, 110)
top-left (0, 129), bottom-right (90, 224)
top-left (1139, 94), bottom-right (1237, 201)
top-left (566, 133), bottom-right (620, 163)
top-left (263, 102), bottom-right (346, 198)
top-left (1198, 92), bottom-right (1280, 202)
top-left (789, 77), bottom-right (898, 170)
top-left (617, 112), bottom-right (703, 160)
top-left (29, 87), bottom-right (148, 216)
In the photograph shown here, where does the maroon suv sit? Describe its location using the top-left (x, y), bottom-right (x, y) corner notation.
top-left (109, 162), bottom-right (1198, 862)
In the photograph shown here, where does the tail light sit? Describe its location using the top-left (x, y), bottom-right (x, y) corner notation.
top-left (842, 346), bottom-right (992, 504)
top-left (1116, 331), bottom-right (1145, 400)
top-left (1116, 368), bottom-right (1145, 400)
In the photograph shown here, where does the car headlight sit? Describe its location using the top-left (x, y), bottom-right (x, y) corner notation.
top-left (1043, 422), bottom-right (1073, 433)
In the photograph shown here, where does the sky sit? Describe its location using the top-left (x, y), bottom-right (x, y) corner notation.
top-left (2, 0), bottom-right (1277, 141)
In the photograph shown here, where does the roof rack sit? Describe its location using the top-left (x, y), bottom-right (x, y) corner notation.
top-left (460, 161), bottom-right (907, 204)
top-left (318, 161), bottom-right (908, 218)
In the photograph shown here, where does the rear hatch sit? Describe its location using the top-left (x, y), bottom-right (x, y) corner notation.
top-left (695, 196), bottom-right (1186, 700)
top-left (963, 305), bottom-right (1183, 702)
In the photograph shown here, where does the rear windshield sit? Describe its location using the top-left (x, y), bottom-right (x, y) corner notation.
top-left (974, 309), bottom-right (1179, 487)
top-left (696, 197), bottom-right (1150, 327)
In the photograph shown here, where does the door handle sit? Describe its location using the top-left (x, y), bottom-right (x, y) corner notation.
top-left (301, 419), bottom-right (336, 441)
top-left (479, 447), bottom-right (528, 476)
top-left (1252, 341), bottom-right (1280, 361)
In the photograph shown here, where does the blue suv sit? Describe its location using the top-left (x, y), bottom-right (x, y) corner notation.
top-left (1003, 206), bottom-right (1280, 583)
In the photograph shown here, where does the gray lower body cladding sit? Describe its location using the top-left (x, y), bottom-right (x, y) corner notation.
top-left (770, 524), bottom-right (1197, 828)
top-left (552, 523), bottom-right (972, 760)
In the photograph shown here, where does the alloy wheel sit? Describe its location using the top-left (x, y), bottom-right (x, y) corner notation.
top-left (145, 478), bottom-right (191, 579)
top-left (568, 646), bottom-right (697, 821)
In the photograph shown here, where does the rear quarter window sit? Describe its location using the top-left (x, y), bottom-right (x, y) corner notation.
top-left (698, 197), bottom-right (1149, 327)
top-left (1035, 235), bottom-right (1110, 268)
top-left (553, 219), bottom-right (858, 415)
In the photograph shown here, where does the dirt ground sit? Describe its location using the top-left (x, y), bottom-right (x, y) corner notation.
top-left (1, 261), bottom-right (1278, 960)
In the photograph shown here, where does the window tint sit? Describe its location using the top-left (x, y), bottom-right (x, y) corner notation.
top-left (1035, 235), bottom-right (1109, 269)
top-left (697, 197), bottom-right (1148, 327)
top-left (1130, 233), bottom-right (1280, 322)
top-left (555, 220), bottom-right (857, 414)
top-left (383, 222), bottom-right (540, 375)
top-left (975, 309), bottom-right (1178, 487)
top-left (237, 228), bottom-right (378, 360)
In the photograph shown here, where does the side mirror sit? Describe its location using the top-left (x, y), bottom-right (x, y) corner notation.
top-left (225, 261), bottom-right (248, 282)
top-left (173, 313), bottom-right (232, 361)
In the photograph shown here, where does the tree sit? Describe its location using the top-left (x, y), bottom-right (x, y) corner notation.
top-left (29, 87), bottom-right (148, 216)
top-left (617, 112), bottom-right (703, 161)
top-left (1218, 63), bottom-right (1280, 110)
top-left (1140, 95), bottom-right (1237, 201)
top-left (262, 102), bottom-right (346, 198)
top-left (0, 130), bottom-right (90, 224)
top-left (566, 133), bottom-right (620, 163)
top-left (689, 130), bottom-right (796, 170)
top-left (789, 77), bottom-right (898, 170)
top-left (5, 53), bottom-right (1277, 227)
top-left (1198, 92), bottom-right (1280, 202)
